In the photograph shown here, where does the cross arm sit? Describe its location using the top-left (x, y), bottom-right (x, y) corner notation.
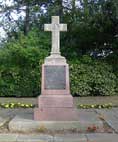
top-left (44, 24), bottom-right (52, 31)
top-left (60, 24), bottom-right (67, 31)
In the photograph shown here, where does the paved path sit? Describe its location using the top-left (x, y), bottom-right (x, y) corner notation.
top-left (0, 108), bottom-right (118, 141)
top-left (96, 108), bottom-right (118, 133)
top-left (0, 133), bottom-right (118, 142)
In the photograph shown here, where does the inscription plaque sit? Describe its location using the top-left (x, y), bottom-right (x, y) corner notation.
top-left (44, 66), bottom-right (66, 89)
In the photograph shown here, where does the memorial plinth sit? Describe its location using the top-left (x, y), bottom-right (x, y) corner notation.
top-left (34, 16), bottom-right (78, 121)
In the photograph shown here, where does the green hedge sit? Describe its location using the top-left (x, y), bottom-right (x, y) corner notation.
top-left (0, 46), bottom-right (117, 97)
top-left (0, 31), bottom-right (49, 97)
top-left (0, 31), bottom-right (117, 97)
top-left (0, 46), bottom-right (48, 97)
top-left (70, 55), bottom-right (117, 96)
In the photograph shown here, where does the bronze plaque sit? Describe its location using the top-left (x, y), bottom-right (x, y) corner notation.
top-left (44, 66), bottom-right (66, 90)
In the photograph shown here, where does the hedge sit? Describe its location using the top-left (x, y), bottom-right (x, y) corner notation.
top-left (70, 55), bottom-right (117, 96)
top-left (0, 31), bottom-right (117, 97)
top-left (0, 46), bottom-right (117, 97)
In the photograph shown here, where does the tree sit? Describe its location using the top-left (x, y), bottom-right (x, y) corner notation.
top-left (0, 0), bottom-right (49, 37)
top-left (0, 0), bottom-right (117, 56)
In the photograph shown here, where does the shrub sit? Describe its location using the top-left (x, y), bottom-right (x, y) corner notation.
top-left (0, 30), bottom-right (117, 97)
top-left (70, 55), bottom-right (117, 96)
top-left (0, 31), bottom-right (49, 97)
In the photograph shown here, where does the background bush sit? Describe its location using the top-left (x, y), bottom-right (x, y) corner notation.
top-left (69, 55), bottom-right (117, 96)
top-left (0, 31), bottom-right (49, 97)
top-left (0, 44), bottom-right (117, 97)
top-left (0, 30), bottom-right (117, 97)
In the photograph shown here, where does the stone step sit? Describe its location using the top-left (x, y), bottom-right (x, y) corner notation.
top-left (0, 133), bottom-right (118, 142)
top-left (8, 114), bottom-right (103, 133)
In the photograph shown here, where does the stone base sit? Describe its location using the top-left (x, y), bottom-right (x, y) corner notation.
top-left (9, 111), bottom-right (104, 133)
top-left (44, 54), bottom-right (66, 65)
top-left (35, 54), bottom-right (78, 121)
top-left (37, 95), bottom-right (74, 108)
top-left (34, 107), bottom-right (79, 121)
top-left (34, 94), bottom-right (78, 121)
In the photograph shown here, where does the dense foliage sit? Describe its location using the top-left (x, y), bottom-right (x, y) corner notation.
top-left (70, 56), bottom-right (117, 96)
top-left (0, 0), bottom-right (118, 97)
top-left (0, 31), bottom-right (49, 97)
top-left (0, 32), bottom-right (117, 96)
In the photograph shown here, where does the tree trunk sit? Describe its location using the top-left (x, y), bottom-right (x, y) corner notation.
top-left (24, 2), bottom-right (30, 36)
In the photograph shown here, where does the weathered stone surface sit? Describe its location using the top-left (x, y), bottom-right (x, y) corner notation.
top-left (96, 109), bottom-right (118, 132)
top-left (9, 116), bottom-right (81, 132)
top-left (44, 16), bottom-right (67, 55)
top-left (0, 133), bottom-right (118, 142)
top-left (79, 111), bottom-right (100, 121)
top-left (0, 134), bottom-right (18, 142)
top-left (37, 95), bottom-right (74, 108)
top-left (0, 117), bottom-right (8, 127)
top-left (54, 134), bottom-right (87, 142)
top-left (34, 108), bottom-right (78, 121)
top-left (17, 134), bottom-right (53, 142)
top-left (0, 108), bottom-right (33, 119)
top-left (78, 110), bottom-right (103, 131)
top-left (9, 116), bottom-right (39, 133)
top-left (86, 133), bottom-right (118, 142)
top-left (96, 109), bottom-right (118, 122)
top-left (9, 111), bottom-right (103, 133)
top-left (44, 55), bottom-right (66, 65)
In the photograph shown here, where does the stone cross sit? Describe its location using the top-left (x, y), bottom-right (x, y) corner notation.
top-left (44, 16), bottom-right (67, 55)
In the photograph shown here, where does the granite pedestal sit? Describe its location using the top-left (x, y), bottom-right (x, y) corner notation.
top-left (34, 56), bottom-right (78, 121)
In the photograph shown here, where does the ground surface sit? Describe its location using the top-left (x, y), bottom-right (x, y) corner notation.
top-left (0, 96), bottom-right (118, 142)
top-left (0, 96), bottom-right (118, 106)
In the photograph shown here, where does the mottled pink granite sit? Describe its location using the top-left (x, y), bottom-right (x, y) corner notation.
top-left (34, 107), bottom-right (79, 121)
top-left (34, 62), bottom-right (78, 121)
top-left (37, 95), bottom-right (74, 108)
